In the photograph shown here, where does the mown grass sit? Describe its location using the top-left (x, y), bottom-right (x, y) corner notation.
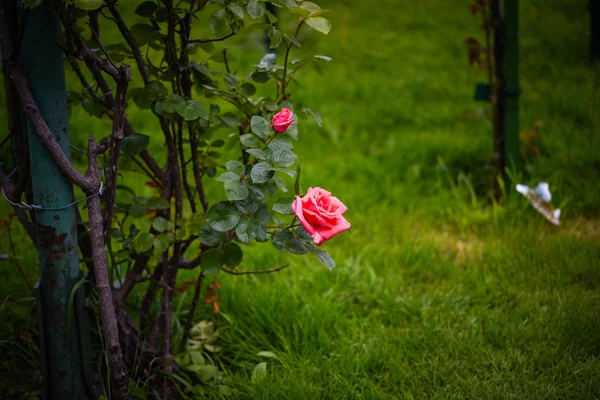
top-left (2, 0), bottom-right (600, 398)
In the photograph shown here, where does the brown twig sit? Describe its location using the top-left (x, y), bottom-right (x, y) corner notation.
top-left (86, 137), bottom-right (129, 400)
top-left (103, 64), bottom-right (131, 237)
top-left (189, 30), bottom-right (235, 44)
top-left (221, 264), bottom-right (290, 275)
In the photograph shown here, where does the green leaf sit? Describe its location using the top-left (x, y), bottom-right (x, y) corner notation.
top-left (135, 1), bottom-right (158, 17)
top-left (273, 176), bottom-right (288, 192)
top-left (246, 149), bottom-right (266, 160)
top-left (211, 139), bottom-right (225, 147)
top-left (251, 162), bottom-right (274, 183)
top-left (145, 80), bottom-right (168, 102)
top-left (268, 148), bottom-right (297, 167)
top-left (304, 108), bottom-right (323, 127)
top-left (251, 362), bottom-right (268, 383)
top-left (272, 231), bottom-right (307, 255)
top-left (247, 0), bottom-right (266, 19)
top-left (224, 180), bottom-right (249, 201)
top-left (250, 116), bottom-right (271, 139)
top-left (216, 172), bottom-right (240, 182)
top-left (199, 224), bottom-right (226, 246)
top-left (128, 204), bottom-right (147, 218)
top-left (21, 0), bottom-right (42, 8)
top-left (154, 234), bottom-right (171, 251)
top-left (268, 27), bottom-right (282, 49)
top-left (227, 2), bottom-right (245, 19)
top-left (205, 202), bottom-right (240, 232)
top-left (135, 232), bottom-right (154, 253)
top-left (175, 100), bottom-right (208, 121)
top-left (251, 70), bottom-right (271, 83)
top-left (224, 74), bottom-right (239, 90)
top-left (152, 216), bottom-right (171, 232)
top-left (300, 1), bottom-right (321, 13)
top-left (240, 134), bottom-right (262, 148)
top-left (194, 364), bottom-right (218, 382)
top-left (283, 34), bottom-right (301, 48)
top-left (202, 248), bottom-right (224, 274)
top-left (266, 10), bottom-right (278, 23)
top-left (295, 164), bottom-right (302, 195)
top-left (131, 23), bottom-right (159, 46)
top-left (209, 9), bottom-right (228, 35)
top-left (241, 82), bottom-right (256, 96)
top-left (121, 133), bottom-right (150, 156)
top-left (309, 246), bottom-right (336, 270)
top-left (235, 216), bottom-right (265, 244)
top-left (273, 198), bottom-right (295, 214)
top-left (221, 112), bottom-right (241, 127)
top-left (306, 17), bottom-right (331, 35)
top-left (72, 0), bottom-right (102, 10)
top-left (146, 196), bottom-right (171, 210)
top-left (289, 7), bottom-right (310, 17)
top-left (223, 243), bottom-right (243, 267)
top-left (226, 160), bottom-right (246, 176)
top-left (81, 98), bottom-right (102, 116)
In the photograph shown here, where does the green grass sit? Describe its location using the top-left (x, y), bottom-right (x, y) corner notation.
top-left (2, 0), bottom-right (600, 398)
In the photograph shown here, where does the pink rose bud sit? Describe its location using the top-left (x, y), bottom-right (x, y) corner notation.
top-left (271, 108), bottom-right (294, 133)
top-left (292, 187), bottom-right (350, 246)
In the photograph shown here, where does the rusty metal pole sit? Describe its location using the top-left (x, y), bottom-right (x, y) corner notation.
top-left (21, 3), bottom-right (87, 398)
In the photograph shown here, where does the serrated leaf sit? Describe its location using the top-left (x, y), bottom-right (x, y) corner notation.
top-left (283, 34), bottom-right (301, 47)
top-left (273, 198), bottom-right (295, 214)
top-left (247, 0), bottom-right (266, 19)
top-left (209, 9), bottom-right (228, 35)
top-left (135, 232), bottom-right (154, 253)
top-left (246, 149), bottom-right (267, 160)
top-left (205, 202), bottom-right (240, 232)
top-left (272, 176), bottom-right (288, 192)
top-left (226, 160), bottom-right (246, 176)
top-left (289, 7), bottom-right (310, 17)
top-left (152, 216), bottom-right (171, 232)
top-left (241, 82), bottom-right (256, 96)
top-left (240, 134), bottom-right (262, 148)
top-left (250, 116), bottom-right (271, 139)
top-left (223, 243), bottom-right (243, 267)
top-left (81, 98), bottom-right (102, 116)
top-left (221, 112), bottom-right (241, 127)
top-left (272, 231), bottom-right (307, 255)
top-left (135, 1), bottom-right (158, 17)
top-left (224, 180), bottom-right (249, 201)
top-left (227, 2), bottom-right (245, 19)
top-left (175, 100), bottom-right (208, 121)
top-left (304, 108), bottom-right (323, 127)
top-left (305, 17), bottom-right (331, 35)
top-left (131, 23), bottom-right (159, 46)
top-left (251, 362), bottom-right (267, 383)
top-left (224, 74), bottom-right (239, 90)
top-left (300, 1), bottom-right (321, 13)
top-left (145, 80), bottom-right (168, 102)
top-left (216, 172), bottom-right (240, 182)
top-left (199, 224), bottom-right (226, 246)
top-left (202, 248), bottom-right (224, 274)
top-left (146, 196), bottom-right (171, 210)
top-left (309, 245), bottom-right (336, 270)
top-left (251, 162), bottom-right (274, 183)
top-left (154, 234), bottom-right (171, 251)
top-left (268, 27), bottom-right (282, 49)
top-left (268, 148), bottom-right (297, 167)
top-left (121, 133), bottom-right (150, 156)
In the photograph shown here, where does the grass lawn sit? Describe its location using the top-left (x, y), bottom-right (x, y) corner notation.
top-left (2, 0), bottom-right (600, 398)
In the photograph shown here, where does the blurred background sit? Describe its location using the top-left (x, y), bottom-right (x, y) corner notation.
top-left (1, 0), bottom-right (600, 398)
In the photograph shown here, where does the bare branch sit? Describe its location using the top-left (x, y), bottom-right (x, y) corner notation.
top-left (189, 30), bottom-right (235, 44)
top-left (222, 264), bottom-right (290, 275)
top-left (103, 64), bottom-right (131, 237)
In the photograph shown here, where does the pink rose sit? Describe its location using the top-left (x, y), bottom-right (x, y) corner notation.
top-left (271, 108), bottom-right (294, 133)
top-left (292, 187), bottom-right (350, 246)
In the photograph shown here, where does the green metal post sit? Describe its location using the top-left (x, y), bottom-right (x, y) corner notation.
top-left (21, 3), bottom-right (87, 398)
top-left (504, 0), bottom-right (520, 172)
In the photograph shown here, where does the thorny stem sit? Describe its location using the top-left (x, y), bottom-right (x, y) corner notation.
top-left (280, 20), bottom-right (304, 101)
